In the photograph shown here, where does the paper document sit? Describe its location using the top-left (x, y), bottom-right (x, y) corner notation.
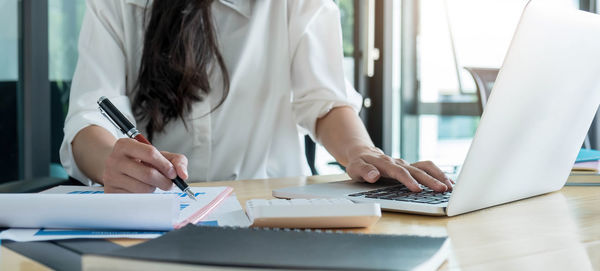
top-left (0, 186), bottom-right (232, 231)
top-left (0, 186), bottom-right (250, 242)
top-left (0, 196), bottom-right (250, 242)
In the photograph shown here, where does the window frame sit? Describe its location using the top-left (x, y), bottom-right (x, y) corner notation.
top-left (18, 0), bottom-right (50, 180)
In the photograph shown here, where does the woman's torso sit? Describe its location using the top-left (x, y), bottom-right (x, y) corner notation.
top-left (121, 0), bottom-right (309, 181)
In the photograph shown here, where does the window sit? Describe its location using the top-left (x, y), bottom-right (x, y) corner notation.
top-left (0, 0), bottom-right (19, 183)
top-left (418, 0), bottom-right (528, 103)
top-left (415, 0), bottom-right (529, 166)
top-left (48, 0), bottom-right (86, 178)
top-left (0, 1), bottom-right (86, 182)
top-left (392, 0), bottom-right (589, 166)
top-left (313, 0), bottom-right (356, 175)
top-left (339, 0), bottom-right (355, 83)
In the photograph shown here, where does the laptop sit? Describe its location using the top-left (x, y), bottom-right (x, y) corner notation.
top-left (273, 0), bottom-right (600, 216)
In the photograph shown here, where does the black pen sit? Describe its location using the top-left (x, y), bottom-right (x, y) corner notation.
top-left (97, 96), bottom-right (197, 201)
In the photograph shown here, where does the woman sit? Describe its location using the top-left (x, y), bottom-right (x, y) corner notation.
top-left (60, 0), bottom-right (453, 193)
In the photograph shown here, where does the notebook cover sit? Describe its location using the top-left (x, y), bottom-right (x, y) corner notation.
top-left (87, 225), bottom-right (448, 270)
top-left (4, 239), bottom-right (122, 271)
top-left (576, 148), bottom-right (600, 162)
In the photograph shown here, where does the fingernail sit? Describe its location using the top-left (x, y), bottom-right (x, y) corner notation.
top-left (367, 170), bottom-right (379, 181)
top-left (183, 167), bottom-right (189, 178)
top-left (167, 167), bottom-right (176, 179)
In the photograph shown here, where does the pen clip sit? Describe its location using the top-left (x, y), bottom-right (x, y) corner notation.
top-left (98, 106), bottom-right (126, 134)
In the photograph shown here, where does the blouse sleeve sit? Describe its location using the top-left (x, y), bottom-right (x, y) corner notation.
top-left (59, 0), bottom-right (136, 185)
top-left (288, 0), bottom-right (363, 141)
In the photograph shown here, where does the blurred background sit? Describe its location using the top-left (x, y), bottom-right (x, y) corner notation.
top-left (0, 0), bottom-right (598, 184)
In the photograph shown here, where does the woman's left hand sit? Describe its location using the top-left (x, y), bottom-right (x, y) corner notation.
top-left (345, 146), bottom-right (454, 192)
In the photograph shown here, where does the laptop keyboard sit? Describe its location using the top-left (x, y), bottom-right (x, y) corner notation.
top-left (347, 185), bottom-right (451, 204)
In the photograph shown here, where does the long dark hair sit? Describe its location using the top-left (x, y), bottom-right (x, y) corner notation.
top-left (132, 0), bottom-right (229, 141)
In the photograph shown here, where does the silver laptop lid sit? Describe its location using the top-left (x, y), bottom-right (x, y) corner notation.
top-left (447, 0), bottom-right (600, 216)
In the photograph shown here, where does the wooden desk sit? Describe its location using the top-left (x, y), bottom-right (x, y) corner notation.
top-left (2, 174), bottom-right (600, 270)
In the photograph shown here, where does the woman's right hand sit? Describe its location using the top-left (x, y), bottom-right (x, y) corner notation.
top-left (102, 138), bottom-right (189, 193)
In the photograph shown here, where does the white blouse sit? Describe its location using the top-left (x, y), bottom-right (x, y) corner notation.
top-left (60, 0), bottom-right (362, 185)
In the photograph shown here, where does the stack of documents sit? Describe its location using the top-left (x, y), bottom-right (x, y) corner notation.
top-left (0, 186), bottom-right (250, 242)
top-left (572, 148), bottom-right (600, 173)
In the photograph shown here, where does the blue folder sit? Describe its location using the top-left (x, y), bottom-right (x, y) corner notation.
top-left (576, 148), bottom-right (600, 162)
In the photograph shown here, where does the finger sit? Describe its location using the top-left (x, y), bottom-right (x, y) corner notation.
top-left (362, 155), bottom-right (422, 192)
top-left (119, 159), bottom-right (173, 191)
top-left (114, 139), bottom-right (177, 179)
top-left (440, 178), bottom-right (453, 191)
top-left (395, 158), bottom-right (409, 165)
top-left (403, 165), bottom-right (448, 192)
top-left (411, 160), bottom-right (447, 182)
top-left (111, 173), bottom-right (156, 193)
top-left (347, 159), bottom-right (380, 183)
top-left (439, 177), bottom-right (453, 190)
top-left (161, 151), bottom-right (189, 180)
top-left (411, 161), bottom-right (454, 190)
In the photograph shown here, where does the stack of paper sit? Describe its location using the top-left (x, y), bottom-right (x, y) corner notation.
top-left (572, 148), bottom-right (600, 173)
top-left (0, 186), bottom-right (251, 242)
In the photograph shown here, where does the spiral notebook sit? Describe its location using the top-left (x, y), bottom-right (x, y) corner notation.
top-left (82, 225), bottom-right (450, 271)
